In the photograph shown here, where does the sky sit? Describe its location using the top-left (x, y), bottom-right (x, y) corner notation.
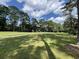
top-left (0, 0), bottom-right (77, 24)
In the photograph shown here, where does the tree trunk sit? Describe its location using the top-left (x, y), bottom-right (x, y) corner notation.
top-left (77, 0), bottom-right (79, 44)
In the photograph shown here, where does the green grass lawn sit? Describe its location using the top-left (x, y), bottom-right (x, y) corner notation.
top-left (0, 32), bottom-right (76, 59)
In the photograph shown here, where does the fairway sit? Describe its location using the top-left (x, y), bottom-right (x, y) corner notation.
top-left (0, 32), bottom-right (76, 59)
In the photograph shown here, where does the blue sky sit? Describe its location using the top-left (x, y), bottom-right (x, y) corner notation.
top-left (7, 0), bottom-right (24, 9)
top-left (0, 0), bottom-right (77, 24)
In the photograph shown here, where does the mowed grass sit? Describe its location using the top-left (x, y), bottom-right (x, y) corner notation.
top-left (0, 32), bottom-right (76, 59)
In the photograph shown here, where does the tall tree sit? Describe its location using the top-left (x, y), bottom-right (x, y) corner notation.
top-left (77, 0), bottom-right (79, 44)
top-left (8, 6), bottom-right (20, 31)
top-left (62, 0), bottom-right (79, 44)
top-left (31, 18), bottom-right (39, 32)
top-left (19, 11), bottom-right (30, 31)
top-left (64, 16), bottom-right (77, 34)
top-left (0, 5), bottom-right (9, 31)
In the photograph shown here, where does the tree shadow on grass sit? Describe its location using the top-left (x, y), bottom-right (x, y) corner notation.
top-left (0, 35), bottom-right (34, 59)
top-left (32, 46), bottom-right (46, 59)
top-left (38, 35), bottom-right (56, 59)
top-left (0, 33), bottom-right (76, 59)
top-left (42, 39), bottom-right (56, 59)
top-left (0, 34), bottom-right (48, 59)
top-left (41, 34), bottom-right (76, 57)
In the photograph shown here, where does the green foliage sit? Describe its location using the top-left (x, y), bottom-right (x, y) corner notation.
top-left (0, 16), bottom-right (6, 31)
top-left (64, 16), bottom-right (77, 35)
top-left (38, 20), bottom-right (64, 32)
top-left (0, 5), bottom-right (9, 16)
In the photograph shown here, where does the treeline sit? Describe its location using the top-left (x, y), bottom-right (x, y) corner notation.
top-left (0, 5), bottom-right (64, 32)
top-left (63, 16), bottom-right (78, 35)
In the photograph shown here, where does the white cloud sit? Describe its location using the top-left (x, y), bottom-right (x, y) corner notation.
top-left (0, 0), bottom-right (11, 6)
top-left (72, 7), bottom-right (78, 19)
top-left (48, 7), bottom-right (78, 24)
top-left (48, 17), bottom-right (54, 21)
top-left (0, 0), bottom-right (66, 24)
top-left (17, 0), bottom-right (65, 18)
top-left (49, 16), bottom-right (66, 24)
